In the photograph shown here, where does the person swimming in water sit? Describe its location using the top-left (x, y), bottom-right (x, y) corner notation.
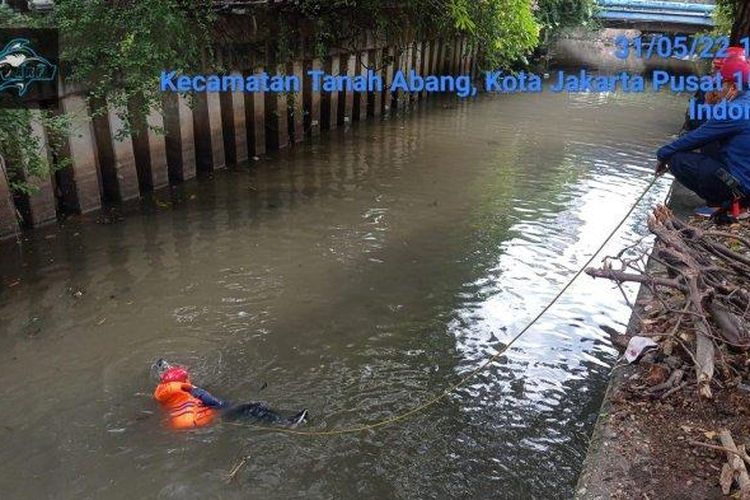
top-left (152, 359), bottom-right (308, 430)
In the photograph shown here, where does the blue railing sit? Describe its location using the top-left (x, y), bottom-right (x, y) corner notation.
top-left (596, 0), bottom-right (716, 28)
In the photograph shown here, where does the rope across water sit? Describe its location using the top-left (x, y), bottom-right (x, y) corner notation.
top-left (237, 176), bottom-right (661, 437)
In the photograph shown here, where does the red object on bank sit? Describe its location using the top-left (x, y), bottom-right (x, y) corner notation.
top-left (732, 198), bottom-right (741, 219)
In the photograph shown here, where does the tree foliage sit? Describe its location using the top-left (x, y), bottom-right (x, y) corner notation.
top-left (713, 1), bottom-right (735, 36)
top-left (274, 0), bottom-right (592, 68)
top-left (534, 0), bottom-right (597, 44)
top-left (53, 0), bottom-right (214, 127)
top-left (0, 7), bottom-right (67, 197)
top-left (0, 109), bottom-right (70, 195)
top-left (0, 0), bottom-right (214, 196)
top-left (273, 0), bottom-right (543, 69)
top-left (457, 0), bottom-right (541, 68)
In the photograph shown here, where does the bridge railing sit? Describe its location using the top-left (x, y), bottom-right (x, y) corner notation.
top-left (596, 0), bottom-right (716, 28)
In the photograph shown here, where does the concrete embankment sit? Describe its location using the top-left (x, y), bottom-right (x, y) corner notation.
top-left (4, 25), bottom-right (703, 240)
top-left (0, 14), bottom-right (476, 239)
top-left (575, 184), bottom-right (716, 499)
top-left (574, 287), bottom-right (656, 498)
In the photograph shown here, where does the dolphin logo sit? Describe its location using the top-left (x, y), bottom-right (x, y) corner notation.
top-left (0, 38), bottom-right (57, 97)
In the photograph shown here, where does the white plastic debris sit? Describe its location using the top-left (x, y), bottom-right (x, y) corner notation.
top-left (624, 336), bottom-right (658, 364)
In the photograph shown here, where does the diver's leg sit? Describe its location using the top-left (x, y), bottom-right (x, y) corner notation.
top-left (221, 402), bottom-right (286, 424)
top-left (222, 403), bottom-right (308, 426)
top-left (287, 409), bottom-right (308, 427)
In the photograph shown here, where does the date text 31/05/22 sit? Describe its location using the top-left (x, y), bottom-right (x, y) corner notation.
top-left (614, 35), bottom-right (750, 61)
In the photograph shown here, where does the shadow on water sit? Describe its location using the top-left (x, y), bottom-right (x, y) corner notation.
top-left (0, 90), bottom-right (685, 498)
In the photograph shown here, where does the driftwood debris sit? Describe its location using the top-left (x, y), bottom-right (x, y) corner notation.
top-left (719, 429), bottom-right (750, 498)
top-left (587, 206), bottom-right (750, 400)
top-left (225, 455), bottom-right (251, 483)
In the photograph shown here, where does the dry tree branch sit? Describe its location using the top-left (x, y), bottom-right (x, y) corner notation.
top-left (587, 205), bottom-right (750, 400)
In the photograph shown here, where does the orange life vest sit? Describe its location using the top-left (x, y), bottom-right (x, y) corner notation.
top-left (153, 381), bottom-right (216, 430)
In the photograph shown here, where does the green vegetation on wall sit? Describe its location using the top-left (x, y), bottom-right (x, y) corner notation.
top-left (54, 0), bottom-right (214, 125)
top-left (713, 0), bottom-right (736, 36)
top-left (0, 0), bottom-right (214, 198)
top-left (0, 0), bottom-right (595, 199)
top-left (0, 109), bottom-right (70, 196)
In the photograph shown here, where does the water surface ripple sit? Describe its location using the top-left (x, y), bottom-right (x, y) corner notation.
top-left (0, 90), bottom-right (684, 499)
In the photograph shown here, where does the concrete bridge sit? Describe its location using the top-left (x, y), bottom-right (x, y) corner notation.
top-left (596, 0), bottom-right (716, 33)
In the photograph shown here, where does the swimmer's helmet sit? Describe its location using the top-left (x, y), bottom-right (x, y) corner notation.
top-left (161, 367), bottom-right (189, 383)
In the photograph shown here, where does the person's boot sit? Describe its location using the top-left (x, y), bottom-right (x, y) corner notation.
top-left (694, 205), bottom-right (721, 218)
top-left (287, 409), bottom-right (308, 428)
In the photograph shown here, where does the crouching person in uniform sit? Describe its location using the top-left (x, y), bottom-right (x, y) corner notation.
top-left (657, 57), bottom-right (750, 218)
top-left (153, 359), bottom-right (308, 430)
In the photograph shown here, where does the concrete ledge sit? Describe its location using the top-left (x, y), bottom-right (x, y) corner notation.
top-left (575, 180), bottom-right (703, 498)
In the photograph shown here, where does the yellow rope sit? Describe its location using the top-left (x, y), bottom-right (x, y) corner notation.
top-left (234, 176), bottom-right (660, 437)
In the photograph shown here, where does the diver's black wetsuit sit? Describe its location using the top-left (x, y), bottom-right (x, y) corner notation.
top-left (189, 386), bottom-right (306, 425)
top-left (222, 402), bottom-right (296, 424)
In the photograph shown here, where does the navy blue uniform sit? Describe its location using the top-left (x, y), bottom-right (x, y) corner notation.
top-left (658, 91), bottom-right (750, 204)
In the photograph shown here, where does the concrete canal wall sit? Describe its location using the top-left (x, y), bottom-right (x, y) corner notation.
top-left (0, 19), bottom-right (477, 238)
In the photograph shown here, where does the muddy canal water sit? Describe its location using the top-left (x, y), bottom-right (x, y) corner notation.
top-left (0, 90), bottom-right (684, 499)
